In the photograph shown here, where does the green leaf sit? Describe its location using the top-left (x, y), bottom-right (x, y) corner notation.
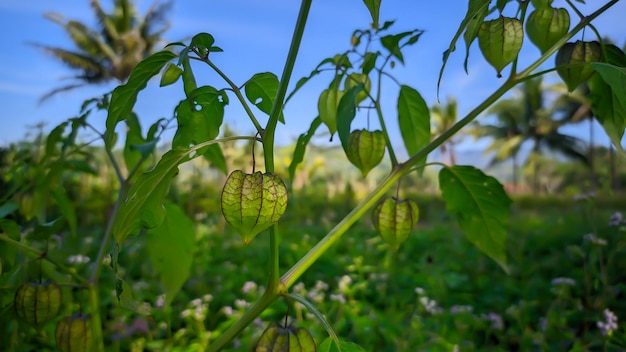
top-left (588, 71), bottom-right (625, 152)
top-left (124, 112), bottom-right (145, 172)
top-left (289, 117), bottom-right (322, 181)
top-left (361, 52), bottom-right (379, 74)
top-left (244, 72), bottom-right (284, 123)
top-left (181, 55), bottom-right (197, 97)
top-left (105, 51), bottom-right (176, 148)
top-left (319, 337), bottom-right (366, 352)
top-left (380, 31), bottom-right (417, 65)
top-left (0, 219), bottom-right (20, 267)
top-left (285, 57), bottom-right (336, 105)
top-left (112, 149), bottom-right (187, 245)
top-left (592, 63), bottom-right (626, 111)
top-left (115, 277), bottom-right (151, 316)
top-left (438, 0), bottom-right (491, 96)
top-left (463, 0), bottom-right (491, 73)
top-left (31, 217), bottom-right (65, 241)
top-left (45, 122), bottom-right (68, 158)
top-left (160, 63), bottom-right (183, 87)
top-left (362, 0), bottom-right (381, 29)
top-left (173, 86), bottom-right (226, 152)
top-left (336, 86), bottom-right (362, 153)
top-left (0, 202), bottom-right (18, 219)
top-left (146, 202), bottom-right (195, 308)
top-left (439, 166), bottom-right (510, 272)
top-left (397, 85), bottom-right (430, 164)
top-left (51, 188), bottom-right (76, 236)
top-left (202, 144), bottom-right (228, 174)
top-left (190, 32), bottom-right (216, 58)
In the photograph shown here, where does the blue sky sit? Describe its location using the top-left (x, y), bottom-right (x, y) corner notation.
top-left (0, 1), bottom-right (624, 157)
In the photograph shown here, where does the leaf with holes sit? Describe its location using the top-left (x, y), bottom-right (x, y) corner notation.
top-left (245, 72), bottom-right (284, 123)
top-left (439, 165), bottom-right (510, 272)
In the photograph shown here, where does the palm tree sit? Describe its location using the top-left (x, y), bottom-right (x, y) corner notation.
top-left (472, 76), bottom-right (588, 194)
top-left (31, 0), bottom-right (172, 101)
top-left (431, 97), bottom-right (460, 165)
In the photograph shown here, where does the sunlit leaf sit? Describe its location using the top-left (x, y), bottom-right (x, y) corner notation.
top-left (105, 51), bottom-right (176, 148)
top-left (397, 85), bottom-right (430, 165)
top-left (439, 165), bottom-right (510, 272)
top-left (244, 72), bottom-right (284, 123)
top-left (146, 202), bottom-right (195, 307)
top-left (289, 117), bottom-right (322, 181)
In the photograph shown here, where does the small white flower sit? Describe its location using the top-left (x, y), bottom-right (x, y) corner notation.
top-left (155, 294), bottom-right (166, 308)
top-left (330, 293), bottom-right (346, 304)
top-left (222, 306), bottom-right (234, 317)
top-left (242, 281), bottom-right (258, 295)
top-left (609, 212), bottom-right (624, 227)
top-left (314, 280), bottom-right (329, 291)
top-left (450, 305), bottom-right (473, 314)
top-left (597, 309), bottom-right (618, 336)
top-left (338, 275), bottom-right (352, 293)
top-left (202, 294), bottom-right (213, 302)
top-left (414, 287), bottom-right (425, 295)
top-left (551, 277), bottom-right (576, 286)
top-left (235, 299), bottom-right (249, 309)
top-left (584, 233), bottom-right (607, 246)
top-left (190, 298), bottom-right (203, 307)
top-left (482, 312), bottom-right (504, 330)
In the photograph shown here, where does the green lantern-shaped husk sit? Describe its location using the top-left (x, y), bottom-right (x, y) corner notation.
top-left (55, 314), bottom-right (94, 352)
top-left (14, 281), bottom-right (62, 328)
top-left (221, 170), bottom-right (288, 245)
top-left (318, 88), bottom-right (345, 138)
top-left (255, 322), bottom-right (316, 352)
top-left (555, 41), bottom-right (602, 92)
top-left (526, 7), bottom-right (570, 54)
top-left (478, 16), bottom-right (524, 77)
top-left (346, 129), bottom-right (386, 177)
top-left (372, 197), bottom-right (419, 251)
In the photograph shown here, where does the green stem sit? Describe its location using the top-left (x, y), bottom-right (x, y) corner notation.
top-left (202, 59), bottom-right (264, 134)
top-left (90, 181), bottom-right (128, 283)
top-left (263, 0), bottom-right (312, 170)
top-left (88, 284), bottom-right (105, 352)
top-left (0, 234), bottom-right (88, 286)
top-left (264, 0), bottom-right (311, 290)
